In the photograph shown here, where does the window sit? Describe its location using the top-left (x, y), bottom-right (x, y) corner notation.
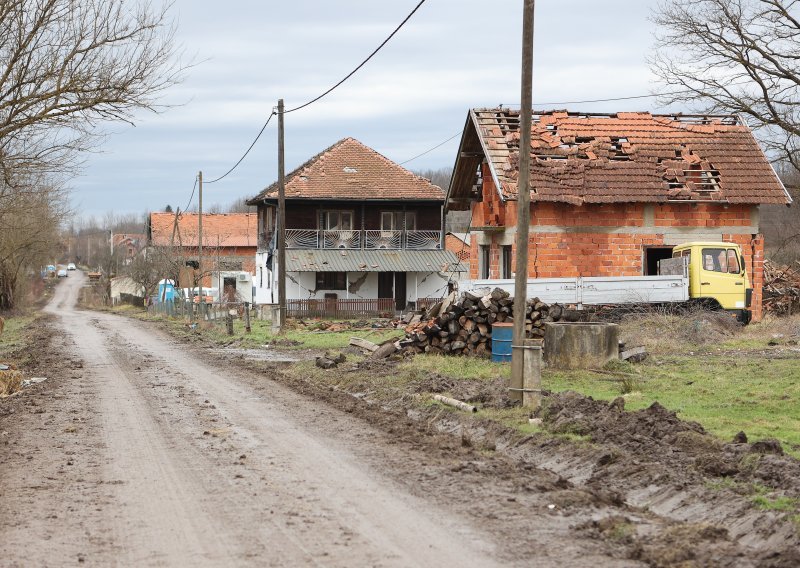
top-left (316, 272), bottom-right (347, 290)
top-left (479, 245), bottom-right (490, 279)
top-left (502, 246), bottom-right (513, 278)
top-left (726, 249), bottom-right (741, 274)
top-left (380, 211), bottom-right (416, 231)
top-left (701, 248), bottom-right (735, 273)
top-left (323, 211), bottom-right (353, 231)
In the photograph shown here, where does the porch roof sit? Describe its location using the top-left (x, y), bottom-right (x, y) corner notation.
top-left (284, 249), bottom-right (466, 273)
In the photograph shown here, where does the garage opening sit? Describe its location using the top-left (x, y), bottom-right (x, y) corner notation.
top-left (644, 247), bottom-right (674, 276)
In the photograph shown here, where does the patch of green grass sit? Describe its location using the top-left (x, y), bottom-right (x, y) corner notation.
top-left (400, 354), bottom-right (509, 382)
top-left (705, 478), bottom-right (739, 491)
top-left (751, 485), bottom-right (798, 512)
top-left (139, 313), bottom-right (403, 351)
top-left (0, 314), bottom-right (36, 357)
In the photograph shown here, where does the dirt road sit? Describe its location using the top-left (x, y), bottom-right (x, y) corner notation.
top-left (0, 273), bottom-right (639, 566)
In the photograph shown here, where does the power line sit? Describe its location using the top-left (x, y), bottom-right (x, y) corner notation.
top-left (399, 131), bottom-right (461, 165)
top-left (397, 89), bottom-right (697, 166)
top-left (183, 174), bottom-right (198, 212)
top-left (205, 111), bottom-right (277, 184)
top-left (532, 89), bottom-right (688, 106)
top-left (285, 0), bottom-right (427, 114)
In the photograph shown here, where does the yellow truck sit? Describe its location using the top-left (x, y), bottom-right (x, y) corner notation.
top-left (460, 241), bottom-right (753, 323)
top-left (671, 242), bottom-right (752, 322)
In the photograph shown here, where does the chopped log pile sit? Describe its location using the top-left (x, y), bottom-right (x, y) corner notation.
top-left (763, 260), bottom-right (800, 316)
top-left (401, 287), bottom-right (574, 356)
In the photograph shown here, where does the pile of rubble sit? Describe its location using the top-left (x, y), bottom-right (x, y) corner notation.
top-left (763, 260), bottom-right (800, 316)
top-left (401, 287), bottom-right (574, 356)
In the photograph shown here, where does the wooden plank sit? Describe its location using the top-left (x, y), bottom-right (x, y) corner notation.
top-left (349, 337), bottom-right (379, 352)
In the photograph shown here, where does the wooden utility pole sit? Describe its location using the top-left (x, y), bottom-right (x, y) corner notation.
top-left (511, 0), bottom-right (537, 405)
top-left (277, 99), bottom-right (287, 331)
top-left (198, 170), bottom-right (204, 301)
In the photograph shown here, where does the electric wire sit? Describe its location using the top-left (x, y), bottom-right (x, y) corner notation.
top-left (285, 0), bottom-right (427, 114)
top-left (204, 111), bottom-right (277, 184)
top-left (397, 89), bottom-right (702, 166)
top-left (183, 175), bottom-right (198, 213)
top-left (399, 131), bottom-right (462, 166)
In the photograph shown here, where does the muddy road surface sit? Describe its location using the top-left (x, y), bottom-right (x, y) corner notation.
top-left (0, 274), bottom-right (642, 567)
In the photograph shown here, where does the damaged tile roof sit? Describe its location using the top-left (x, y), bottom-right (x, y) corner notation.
top-left (149, 212), bottom-right (257, 248)
top-left (451, 109), bottom-right (790, 206)
top-left (247, 137), bottom-right (444, 203)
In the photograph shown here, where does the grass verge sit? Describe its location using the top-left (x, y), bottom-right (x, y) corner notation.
top-left (0, 313), bottom-right (39, 397)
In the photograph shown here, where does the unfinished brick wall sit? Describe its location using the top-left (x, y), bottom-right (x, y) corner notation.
top-left (722, 233), bottom-right (765, 321)
top-left (468, 197), bottom-right (765, 320)
top-left (654, 203), bottom-right (753, 227)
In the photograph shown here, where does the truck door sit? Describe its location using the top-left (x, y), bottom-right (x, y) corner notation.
top-left (697, 247), bottom-right (748, 310)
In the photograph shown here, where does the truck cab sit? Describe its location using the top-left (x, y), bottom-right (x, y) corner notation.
top-left (671, 242), bottom-right (751, 322)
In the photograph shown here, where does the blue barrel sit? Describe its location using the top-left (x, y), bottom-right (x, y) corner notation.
top-left (491, 322), bottom-right (514, 362)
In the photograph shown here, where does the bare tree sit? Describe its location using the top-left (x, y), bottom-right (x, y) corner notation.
top-left (0, 1), bottom-right (183, 309)
top-left (412, 167), bottom-right (452, 191)
top-left (650, 0), bottom-right (800, 170)
top-left (0, 171), bottom-right (67, 308)
top-left (0, 0), bottom-right (183, 175)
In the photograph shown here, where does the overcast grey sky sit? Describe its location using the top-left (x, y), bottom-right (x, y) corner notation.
top-left (73, 0), bottom-right (680, 218)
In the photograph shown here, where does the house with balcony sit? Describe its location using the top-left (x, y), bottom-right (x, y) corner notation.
top-left (246, 137), bottom-right (464, 315)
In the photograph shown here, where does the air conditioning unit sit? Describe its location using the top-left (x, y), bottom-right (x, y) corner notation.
top-left (237, 274), bottom-right (249, 282)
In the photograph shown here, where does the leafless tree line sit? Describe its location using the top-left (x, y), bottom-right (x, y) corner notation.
top-left (0, 0), bottom-right (183, 309)
top-left (651, 0), bottom-right (800, 172)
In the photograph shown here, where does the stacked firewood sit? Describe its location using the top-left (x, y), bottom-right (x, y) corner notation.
top-left (401, 287), bottom-right (572, 356)
top-left (763, 260), bottom-right (800, 316)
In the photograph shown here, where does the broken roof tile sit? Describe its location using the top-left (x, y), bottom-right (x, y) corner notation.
top-left (452, 108), bottom-right (789, 205)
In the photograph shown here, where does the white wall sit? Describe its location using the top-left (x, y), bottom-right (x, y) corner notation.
top-left (212, 271), bottom-right (254, 303)
top-left (252, 252), bottom-right (463, 306)
top-left (254, 252), bottom-right (276, 305)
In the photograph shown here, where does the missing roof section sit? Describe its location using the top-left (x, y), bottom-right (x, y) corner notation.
top-left (494, 110), bottom-right (519, 136)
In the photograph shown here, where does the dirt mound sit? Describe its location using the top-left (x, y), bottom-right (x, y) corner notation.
top-left (543, 391), bottom-right (705, 449)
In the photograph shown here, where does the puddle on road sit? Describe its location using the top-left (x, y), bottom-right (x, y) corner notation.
top-left (210, 347), bottom-right (301, 363)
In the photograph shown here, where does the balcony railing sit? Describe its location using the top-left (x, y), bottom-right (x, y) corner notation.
top-left (284, 229), bottom-right (442, 250)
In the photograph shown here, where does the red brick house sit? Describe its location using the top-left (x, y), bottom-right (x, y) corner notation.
top-left (112, 233), bottom-right (145, 265)
top-left (445, 109), bottom-right (792, 320)
top-left (148, 212), bottom-right (257, 287)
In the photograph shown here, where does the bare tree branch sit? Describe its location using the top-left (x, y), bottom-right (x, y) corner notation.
top-left (651, 0), bottom-right (800, 168)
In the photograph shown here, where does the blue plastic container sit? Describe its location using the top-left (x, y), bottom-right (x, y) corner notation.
top-left (491, 322), bottom-right (514, 362)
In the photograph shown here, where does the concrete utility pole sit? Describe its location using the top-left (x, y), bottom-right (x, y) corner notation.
top-left (277, 99), bottom-right (287, 331)
top-left (198, 170), bottom-right (204, 300)
top-left (511, 0), bottom-right (538, 406)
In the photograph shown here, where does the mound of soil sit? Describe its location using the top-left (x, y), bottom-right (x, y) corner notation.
top-left (542, 391), bottom-right (705, 451)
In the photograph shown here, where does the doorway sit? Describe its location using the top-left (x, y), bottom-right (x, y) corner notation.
top-left (378, 272), bottom-right (407, 311)
top-left (644, 247), bottom-right (674, 275)
top-left (223, 277), bottom-right (237, 302)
